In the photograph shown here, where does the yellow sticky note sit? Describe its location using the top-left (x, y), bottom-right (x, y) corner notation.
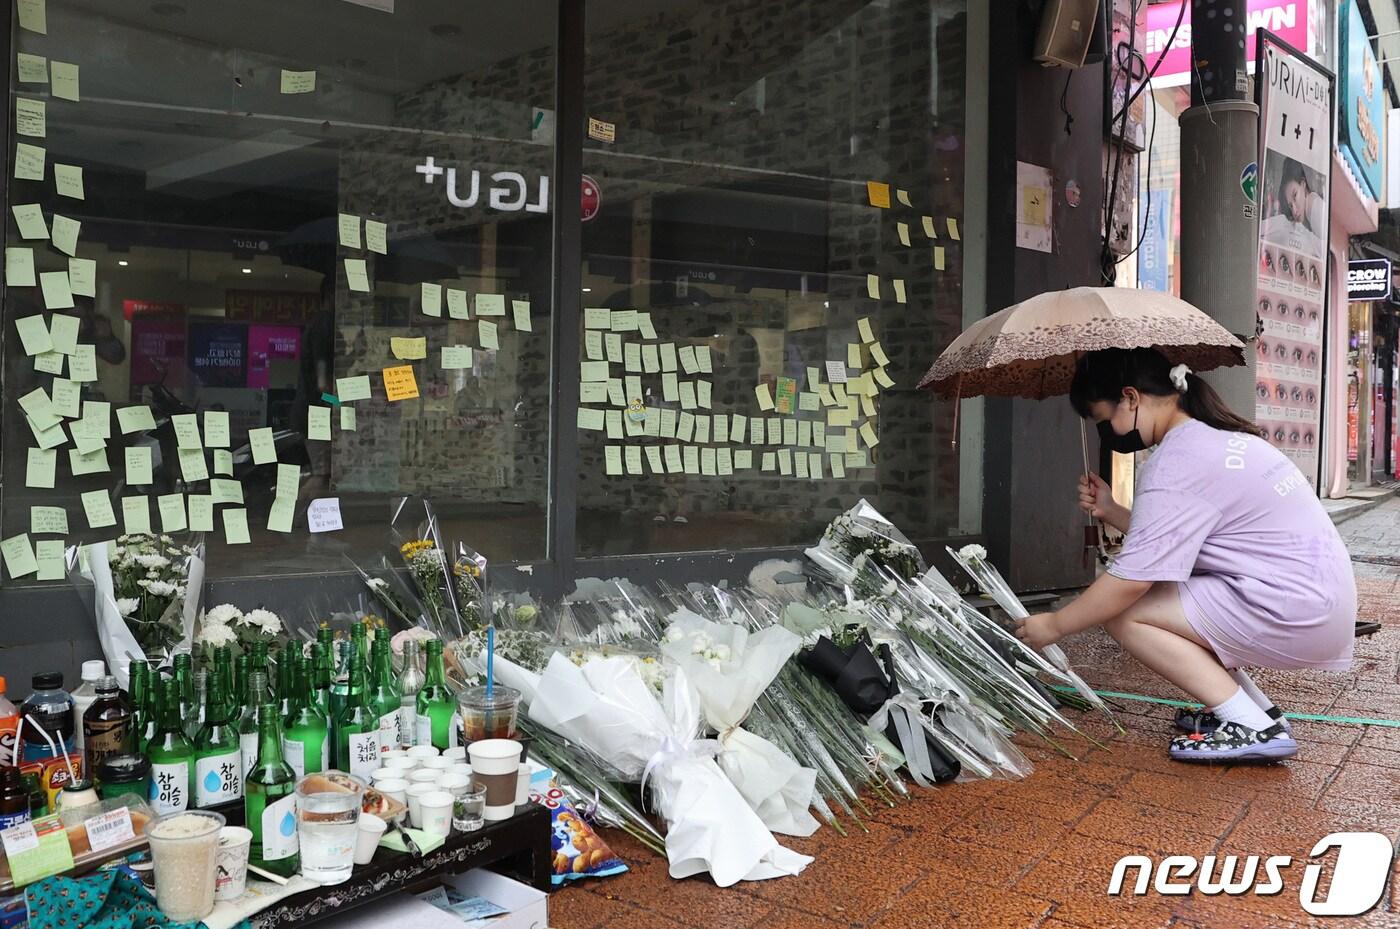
top-left (947, 218), bottom-right (960, 240)
top-left (16, 315), bottom-right (53, 355)
top-left (34, 351), bottom-right (64, 375)
top-left (479, 320), bottom-right (499, 351)
top-left (26, 448), bottom-right (56, 488)
top-left (831, 454), bottom-right (846, 479)
top-left (897, 222), bottom-right (911, 247)
top-left (858, 318), bottom-right (875, 343)
top-left (866, 274), bottom-right (880, 300)
top-left (267, 495), bottom-right (294, 534)
top-left (17, 0), bottom-right (46, 34)
top-left (391, 336), bottom-right (427, 360)
top-left (1, 534), bottom-right (38, 579)
top-left (125, 446), bottom-right (153, 486)
top-left (158, 494), bottom-right (187, 532)
top-left (188, 495), bottom-right (214, 533)
top-left (577, 408), bottom-right (605, 431)
top-left (15, 142), bottom-right (45, 181)
top-left (341, 406), bottom-right (356, 431)
top-left (610, 309), bottom-right (638, 331)
top-left (16, 98), bottom-right (46, 138)
top-left (178, 447), bottom-right (208, 482)
top-left (474, 293), bottom-right (506, 317)
top-left (512, 299), bottom-right (532, 332)
top-left (280, 69), bottom-right (316, 94)
top-left (896, 189), bottom-right (912, 208)
top-left (39, 270), bottom-right (73, 309)
top-left (604, 445), bottom-right (623, 475)
top-left (934, 246), bottom-right (946, 271)
top-left (447, 288), bottom-right (469, 319)
top-left (248, 426), bottom-right (276, 465)
top-left (365, 220), bottom-right (387, 255)
top-left (17, 54), bottom-right (47, 84)
top-left (30, 506), bottom-right (67, 535)
top-left (215, 478), bottom-right (246, 505)
top-left (12, 204), bottom-right (47, 239)
top-left (308, 405), bottom-right (331, 440)
top-left (893, 279), bottom-right (906, 304)
top-left (203, 410), bottom-right (230, 448)
top-left (866, 181), bottom-right (891, 208)
top-left (69, 344), bottom-right (95, 381)
top-left (441, 345), bottom-right (473, 369)
top-left (222, 508), bottom-right (251, 544)
top-left (81, 490), bottom-right (116, 529)
top-left (860, 421), bottom-right (880, 448)
top-left (214, 450), bottom-right (233, 475)
top-left (751, 383), bottom-right (775, 415)
top-left (871, 342), bottom-right (890, 367)
top-left (337, 213), bottom-right (361, 249)
top-left (35, 540), bottom-right (64, 581)
top-left (344, 258), bottom-right (370, 292)
top-left (421, 282), bottom-right (442, 317)
top-left (117, 406), bottom-right (156, 434)
top-left (122, 497), bottom-right (151, 535)
top-left (67, 258), bottom-right (95, 298)
top-left (383, 365), bottom-right (419, 401)
top-left (172, 413), bottom-right (201, 449)
top-left (847, 342), bottom-right (862, 369)
top-left (874, 366), bottom-right (896, 389)
top-left (51, 214), bottom-right (79, 256)
top-left (660, 343), bottom-right (678, 372)
top-left (6, 248), bottom-right (35, 286)
top-left (584, 307), bottom-right (610, 329)
top-left (50, 61), bottom-right (78, 101)
top-left (336, 375), bottom-right (371, 402)
top-left (625, 446), bottom-right (643, 475)
top-left (53, 163), bottom-right (83, 199)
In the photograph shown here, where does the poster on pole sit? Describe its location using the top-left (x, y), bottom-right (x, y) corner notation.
top-left (1254, 31), bottom-right (1334, 489)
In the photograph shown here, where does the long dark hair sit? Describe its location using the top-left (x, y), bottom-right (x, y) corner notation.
top-left (1069, 347), bottom-right (1265, 438)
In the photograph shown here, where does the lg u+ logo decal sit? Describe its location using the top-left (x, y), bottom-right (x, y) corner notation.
top-left (1109, 832), bottom-right (1395, 916)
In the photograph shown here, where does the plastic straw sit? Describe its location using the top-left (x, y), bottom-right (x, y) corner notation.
top-left (485, 625), bottom-right (496, 736)
top-left (22, 714), bottom-right (77, 784)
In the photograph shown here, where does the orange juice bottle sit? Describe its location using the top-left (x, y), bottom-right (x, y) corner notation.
top-left (0, 677), bottom-right (19, 767)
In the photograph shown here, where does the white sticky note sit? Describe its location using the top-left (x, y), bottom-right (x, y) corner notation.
top-left (16, 315), bottom-right (53, 355)
top-left (696, 346), bottom-right (713, 374)
top-left (17, 54), bottom-right (47, 84)
top-left (922, 215), bottom-right (937, 239)
top-left (26, 448), bottom-right (56, 488)
top-left (610, 309), bottom-right (638, 331)
top-left (81, 490), bottom-right (116, 529)
top-left (308, 498), bottom-right (343, 533)
top-left (14, 142), bottom-right (44, 181)
top-left (5, 248), bottom-right (35, 286)
top-left (158, 494), bottom-right (187, 533)
top-left (441, 345), bottom-right (473, 370)
top-left (336, 375), bottom-right (371, 402)
top-left (125, 446), bottom-right (153, 486)
top-left (365, 220), bottom-right (387, 254)
top-left (178, 447), bottom-right (208, 482)
top-left (511, 299), bottom-right (532, 332)
top-left (604, 445), bottom-right (623, 475)
top-left (860, 421), bottom-right (880, 448)
top-left (53, 163), bottom-right (83, 200)
top-left (584, 307), bottom-right (610, 329)
top-left (896, 189), bottom-right (912, 208)
top-left (39, 271), bottom-right (73, 310)
top-left (17, 0), bottom-right (46, 35)
top-left (577, 408), bottom-right (605, 431)
top-left (934, 246), bottom-right (946, 271)
top-left (474, 293), bottom-right (506, 317)
top-left (947, 218), bottom-right (960, 240)
top-left (637, 313), bottom-right (657, 340)
top-left (204, 410), bottom-right (230, 447)
top-left (421, 282), bottom-right (442, 317)
top-left (222, 508), bottom-right (250, 544)
top-left (117, 406), bottom-right (156, 434)
top-left (660, 343), bottom-right (678, 372)
top-left (341, 406), bottom-right (356, 431)
top-left (172, 413), bottom-right (202, 449)
top-left (30, 506), bottom-right (67, 536)
top-left (679, 346), bottom-right (698, 374)
top-left (479, 320), bottom-right (499, 350)
top-left (12, 204), bottom-right (47, 239)
top-left (447, 288), bottom-right (469, 319)
top-left (605, 333), bottom-right (623, 364)
top-left (69, 344), bottom-right (96, 381)
top-left (214, 450), bottom-right (233, 475)
top-left (49, 214), bottom-right (78, 257)
top-left (344, 258), bottom-right (370, 292)
top-left (642, 344), bottom-right (660, 374)
top-left (16, 98), bottom-right (45, 138)
top-left (122, 497), bottom-right (151, 535)
top-left (1, 534), bottom-right (38, 579)
top-left (35, 541), bottom-right (64, 581)
top-left (67, 258), bottom-right (95, 298)
top-left (188, 495), bottom-right (214, 533)
top-left (308, 405), bottom-right (331, 441)
top-left (280, 69), bottom-right (317, 94)
top-left (248, 426), bottom-right (276, 464)
top-left (50, 61), bottom-right (79, 101)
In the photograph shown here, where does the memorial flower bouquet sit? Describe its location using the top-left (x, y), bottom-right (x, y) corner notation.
top-left (194, 603), bottom-right (286, 656)
top-left (74, 532), bottom-right (205, 687)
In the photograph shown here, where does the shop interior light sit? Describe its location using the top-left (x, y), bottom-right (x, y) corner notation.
top-left (118, 260), bottom-right (129, 267)
top-left (241, 268), bottom-right (252, 274)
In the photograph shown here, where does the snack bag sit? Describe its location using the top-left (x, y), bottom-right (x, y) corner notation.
top-left (528, 769), bottom-right (627, 884)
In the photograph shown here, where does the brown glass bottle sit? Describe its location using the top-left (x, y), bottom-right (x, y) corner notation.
top-left (83, 677), bottom-right (134, 774)
top-left (0, 765), bottom-right (30, 830)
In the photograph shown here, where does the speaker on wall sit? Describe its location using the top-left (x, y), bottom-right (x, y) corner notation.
top-left (1033, 0), bottom-right (1104, 69)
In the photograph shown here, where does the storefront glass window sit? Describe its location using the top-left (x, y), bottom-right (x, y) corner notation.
top-left (575, 0), bottom-right (975, 556)
top-left (4, 1), bottom-right (556, 579)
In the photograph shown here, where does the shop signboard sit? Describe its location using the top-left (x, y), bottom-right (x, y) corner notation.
top-left (130, 316), bottom-right (187, 387)
top-left (1144, 0), bottom-right (1312, 89)
top-left (247, 325), bottom-right (302, 389)
top-left (188, 322), bottom-right (248, 388)
top-left (1339, 0), bottom-right (1384, 201)
top-left (1255, 32), bottom-right (1333, 489)
top-left (1136, 187), bottom-right (1172, 292)
top-left (1346, 259), bottom-right (1391, 302)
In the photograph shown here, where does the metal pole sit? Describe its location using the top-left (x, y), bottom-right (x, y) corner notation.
top-left (1178, 0), bottom-right (1259, 421)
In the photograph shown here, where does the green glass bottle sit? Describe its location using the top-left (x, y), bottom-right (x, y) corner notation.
top-left (367, 635), bottom-right (402, 751)
top-left (351, 622), bottom-right (369, 669)
top-left (215, 647), bottom-right (237, 721)
top-left (128, 660), bottom-right (151, 749)
top-left (245, 703), bottom-right (299, 879)
top-left (328, 639), bottom-right (357, 725)
top-left (233, 654), bottom-right (250, 716)
top-left (282, 652), bottom-right (329, 780)
top-left (174, 653), bottom-right (197, 740)
top-left (276, 644), bottom-right (298, 721)
top-left (190, 668), bottom-right (210, 742)
top-left (253, 642), bottom-right (272, 700)
top-left (334, 652), bottom-right (380, 780)
top-left (415, 639), bottom-right (456, 750)
top-left (238, 671), bottom-right (271, 780)
top-left (146, 677), bottom-right (195, 815)
top-left (194, 665), bottom-right (242, 807)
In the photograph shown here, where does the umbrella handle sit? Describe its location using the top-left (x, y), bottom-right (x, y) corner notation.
top-left (1079, 419), bottom-right (1108, 564)
top-left (950, 374), bottom-right (962, 449)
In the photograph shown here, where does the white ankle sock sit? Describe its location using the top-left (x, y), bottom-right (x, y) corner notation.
top-left (1228, 670), bottom-right (1276, 712)
top-left (1211, 687), bottom-right (1274, 731)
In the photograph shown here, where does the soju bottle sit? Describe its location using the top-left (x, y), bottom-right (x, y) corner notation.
top-left (233, 654), bottom-right (250, 716)
top-left (416, 639), bottom-right (455, 750)
top-left (368, 636), bottom-right (402, 752)
top-left (282, 652), bottom-right (329, 780)
top-left (238, 671), bottom-right (271, 780)
top-left (253, 642), bottom-right (272, 700)
top-left (351, 622), bottom-right (369, 670)
top-left (128, 660), bottom-right (152, 749)
top-left (215, 647), bottom-right (237, 721)
top-left (334, 652), bottom-right (380, 780)
top-left (399, 638), bottom-right (424, 749)
top-left (194, 666), bottom-right (242, 807)
top-left (276, 644), bottom-right (298, 721)
top-left (189, 669), bottom-right (209, 742)
top-left (147, 677), bottom-right (195, 815)
top-left (245, 704), bottom-right (299, 879)
top-left (328, 639), bottom-right (352, 724)
top-left (310, 641), bottom-right (334, 744)
top-left (174, 654), bottom-right (196, 739)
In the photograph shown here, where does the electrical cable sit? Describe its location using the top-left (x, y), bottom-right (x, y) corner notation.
top-left (1101, 0), bottom-right (1144, 283)
top-left (1115, 64), bottom-right (1158, 267)
top-left (1110, 0), bottom-right (1188, 124)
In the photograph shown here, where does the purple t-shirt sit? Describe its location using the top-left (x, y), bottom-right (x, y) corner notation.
top-left (1108, 419), bottom-right (1354, 670)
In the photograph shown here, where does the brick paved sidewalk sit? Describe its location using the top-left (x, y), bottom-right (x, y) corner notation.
top-left (551, 567), bottom-right (1400, 929)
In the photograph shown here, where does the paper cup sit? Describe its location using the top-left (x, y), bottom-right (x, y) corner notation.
top-left (368, 767), bottom-right (401, 785)
top-left (214, 826), bottom-right (252, 902)
top-left (384, 755), bottom-right (416, 773)
top-left (407, 745), bottom-right (439, 760)
top-left (406, 783), bottom-right (438, 828)
top-left (437, 773), bottom-right (472, 797)
top-left (420, 756), bottom-right (452, 771)
top-left (417, 790), bottom-right (453, 837)
top-left (442, 746), bottom-right (467, 763)
top-left (354, 813), bottom-right (387, 865)
top-left (378, 749), bottom-right (404, 763)
top-left (514, 763), bottom-right (530, 806)
top-left (409, 768), bottom-right (440, 785)
top-left (468, 738), bottom-right (523, 821)
top-left (377, 778), bottom-right (409, 809)
top-left (448, 763), bottom-right (472, 779)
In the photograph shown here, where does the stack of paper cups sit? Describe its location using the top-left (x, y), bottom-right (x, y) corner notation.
top-left (468, 739), bottom-right (522, 822)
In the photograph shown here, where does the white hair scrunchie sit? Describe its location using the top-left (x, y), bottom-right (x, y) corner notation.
top-left (1169, 363), bottom-right (1191, 394)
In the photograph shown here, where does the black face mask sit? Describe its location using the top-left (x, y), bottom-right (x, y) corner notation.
top-left (1097, 406), bottom-right (1148, 454)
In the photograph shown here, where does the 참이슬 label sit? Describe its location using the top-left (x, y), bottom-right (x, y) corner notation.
top-left (261, 794), bottom-right (299, 860)
top-left (195, 752), bottom-right (243, 806)
top-left (149, 762), bottom-right (189, 814)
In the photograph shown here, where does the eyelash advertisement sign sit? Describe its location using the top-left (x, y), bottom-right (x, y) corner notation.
top-left (1254, 30), bottom-right (1335, 490)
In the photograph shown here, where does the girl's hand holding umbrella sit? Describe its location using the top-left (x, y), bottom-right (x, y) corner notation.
top-left (1078, 474), bottom-right (1129, 533)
